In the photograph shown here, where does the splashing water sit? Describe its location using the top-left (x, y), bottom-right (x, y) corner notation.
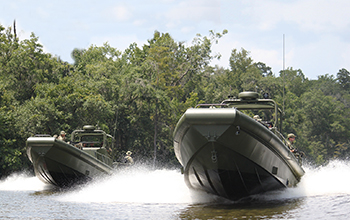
top-left (252, 160), bottom-right (350, 201)
top-left (0, 172), bottom-right (49, 191)
top-left (2, 160), bottom-right (350, 204)
top-left (59, 165), bottom-right (194, 204)
top-left (298, 160), bottom-right (350, 196)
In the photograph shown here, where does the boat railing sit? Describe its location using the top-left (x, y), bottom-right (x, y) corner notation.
top-left (195, 104), bottom-right (229, 108)
top-left (34, 134), bottom-right (52, 137)
top-left (79, 141), bottom-right (103, 148)
top-left (271, 127), bottom-right (288, 146)
top-left (80, 144), bottom-right (112, 166)
top-left (95, 150), bottom-right (112, 165)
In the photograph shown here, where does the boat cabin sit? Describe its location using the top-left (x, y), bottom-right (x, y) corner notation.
top-left (70, 125), bottom-right (115, 147)
top-left (196, 91), bottom-right (283, 133)
top-left (70, 125), bottom-right (114, 166)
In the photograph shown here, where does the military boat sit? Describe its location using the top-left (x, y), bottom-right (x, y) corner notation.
top-left (173, 91), bottom-right (305, 200)
top-left (26, 125), bottom-right (118, 187)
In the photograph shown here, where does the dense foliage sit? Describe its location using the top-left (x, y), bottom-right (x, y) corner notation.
top-left (1, 24), bottom-right (350, 177)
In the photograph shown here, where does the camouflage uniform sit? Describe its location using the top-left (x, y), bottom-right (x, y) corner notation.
top-left (57, 131), bottom-right (66, 142)
top-left (286, 133), bottom-right (296, 150)
top-left (253, 115), bottom-right (262, 122)
top-left (286, 133), bottom-right (303, 165)
top-left (124, 151), bottom-right (134, 165)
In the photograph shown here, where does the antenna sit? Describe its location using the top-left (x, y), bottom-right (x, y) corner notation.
top-left (13, 20), bottom-right (17, 39)
top-left (282, 34), bottom-right (285, 114)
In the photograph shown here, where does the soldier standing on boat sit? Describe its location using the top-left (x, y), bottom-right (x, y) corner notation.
top-left (286, 133), bottom-right (303, 164)
top-left (253, 115), bottom-right (262, 122)
top-left (57, 131), bottom-right (66, 142)
top-left (124, 151), bottom-right (134, 165)
top-left (286, 133), bottom-right (296, 151)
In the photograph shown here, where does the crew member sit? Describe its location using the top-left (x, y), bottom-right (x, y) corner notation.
top-left (286, 133), bottom-right (296, 151)
top-left (286, 133), bottom-right (303, 164)
top-left (253, 115), bottom-right (262, 122)
top-left (57, 131), bottom-right (66, 142)
top-left (124, 151), bottom-right (134, 165)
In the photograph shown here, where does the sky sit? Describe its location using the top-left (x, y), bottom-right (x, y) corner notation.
top-left (1, 0), bottom-right (350, 80)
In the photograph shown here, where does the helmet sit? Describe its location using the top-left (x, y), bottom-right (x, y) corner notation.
top-left (253, 115), bottom-right (260, 120)
top-left (287, 133), bottom-right (296, 138)
top-left (126, 151), bottom-right (132, 155)
top-left (253, 115), bottom-right (262, 122)
top-left (60, 131), bottom-right (66, 135)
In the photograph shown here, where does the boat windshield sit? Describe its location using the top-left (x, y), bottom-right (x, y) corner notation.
top-left (72, 134), bottom-right (104, 148)
top-left (81, 135), bottom-right (103, 142)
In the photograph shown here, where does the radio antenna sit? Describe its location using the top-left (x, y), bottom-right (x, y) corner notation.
top-left (282, 34), bottom-right (285, 114)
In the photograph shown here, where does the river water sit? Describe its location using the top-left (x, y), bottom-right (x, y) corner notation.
top-left (1, 160), bottom-right (350, 219)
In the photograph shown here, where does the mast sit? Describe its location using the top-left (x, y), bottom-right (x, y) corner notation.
top-left (283, 34), bottom-right (285, 114)
top-left (13, 20), bottom-right (17, 39)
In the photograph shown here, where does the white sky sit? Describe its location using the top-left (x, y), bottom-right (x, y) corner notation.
top-left (1, 0), bottom-right (350, 79)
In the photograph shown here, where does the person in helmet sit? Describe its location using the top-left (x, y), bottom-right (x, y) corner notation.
top-left (57, 131), bottom-right (66, 142)
top-left (286, 133), bottom-right (296, 151)
top-left (124, 151), bottom-right (134, 165)
top-left (286, 133), bottom-right (304, 164)
top-left (253, 115), bottom-right (262, 122)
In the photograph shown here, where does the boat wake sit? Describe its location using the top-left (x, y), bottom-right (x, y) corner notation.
top-left (251, 160), bottom-right (350, 202)
top-left (0, 171), bottom-right (50, 191)
top-left (1, 160), bottom-right (350, 204)
top-left (58, 165), bottom-right (194, 204)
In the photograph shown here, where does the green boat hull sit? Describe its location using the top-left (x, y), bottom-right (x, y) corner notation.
top-left (174, 108), bottom-right (305, 200)
top-left (26, 137), bottom-right (113, 187)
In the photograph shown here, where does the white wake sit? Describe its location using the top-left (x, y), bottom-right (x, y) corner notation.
top-left (2, 160), bottom-right (350, 204)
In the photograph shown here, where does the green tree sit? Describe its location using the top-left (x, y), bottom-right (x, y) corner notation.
top-left (337, 68), bottom-right (350, 90)
top-left (213, 48), bottom-right (263, 101)
top-left (0, 106), bottom-right (24, 176)
top-left (255, 62), bottom-right (273, 77)
top-left (300, 89), bottom-right (348, 163)
top-left (279, 67), bottom-right (308, 97)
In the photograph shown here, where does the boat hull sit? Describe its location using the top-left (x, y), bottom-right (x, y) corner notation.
top-left (174, 108), bottom-right (304, 200)
top-left (26, 137), bottom-right (113, 187)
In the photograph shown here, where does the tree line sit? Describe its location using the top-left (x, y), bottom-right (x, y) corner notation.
top-left (1, 24), bottom-right (350, 178)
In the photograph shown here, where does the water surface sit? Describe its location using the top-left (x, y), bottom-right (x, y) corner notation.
top-left (1, 161), bottom-right (350, 219)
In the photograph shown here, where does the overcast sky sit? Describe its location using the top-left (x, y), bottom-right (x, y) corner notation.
top-left (1, 0), bottom-right (350, 79)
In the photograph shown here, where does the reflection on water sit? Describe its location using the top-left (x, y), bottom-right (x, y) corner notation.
top-left (30, 188), bottom-right (63, 196)
top-left (179, 197), bottom-right (305, 219)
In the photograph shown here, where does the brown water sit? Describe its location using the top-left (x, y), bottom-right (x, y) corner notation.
top-left (1, 161), bottom-right (350, 219)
